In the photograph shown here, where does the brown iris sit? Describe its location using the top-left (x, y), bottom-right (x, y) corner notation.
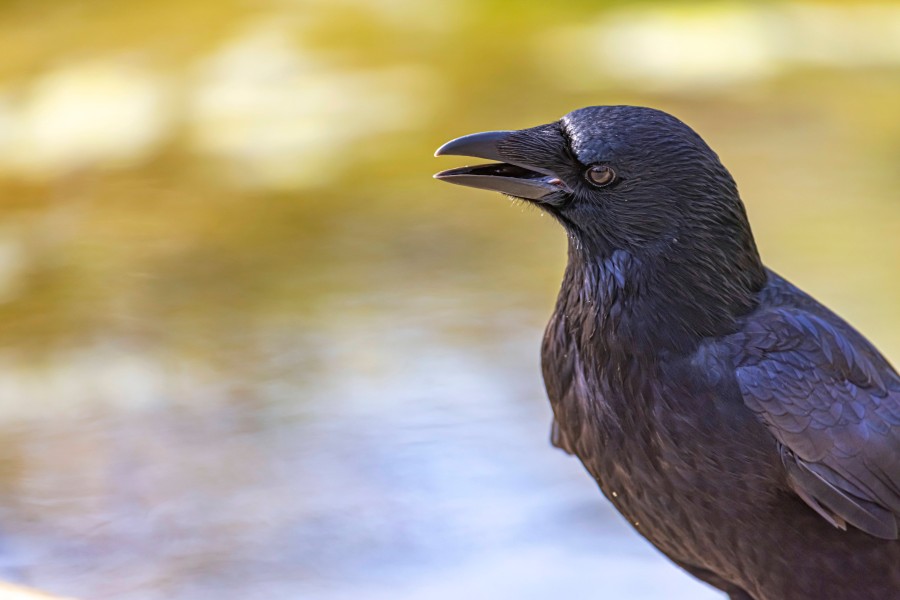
top-left (585, 165), bottom-right (616, 187)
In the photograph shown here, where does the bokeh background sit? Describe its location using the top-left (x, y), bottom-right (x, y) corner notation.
top-left (0, 1), bottom-right (898, 599)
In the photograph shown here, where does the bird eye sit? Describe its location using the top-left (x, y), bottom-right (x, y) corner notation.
top-left (585, 165), bottom-right (616, 187)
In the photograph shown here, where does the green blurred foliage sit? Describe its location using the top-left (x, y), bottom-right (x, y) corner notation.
top-left (0, 0), bottom-right (897, 369)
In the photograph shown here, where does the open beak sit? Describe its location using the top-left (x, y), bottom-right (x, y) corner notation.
top-left (433, 130), bottom-right (570, 202)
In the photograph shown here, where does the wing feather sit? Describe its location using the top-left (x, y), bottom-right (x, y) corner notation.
top-left (731, 307), bottom-right (900, 539)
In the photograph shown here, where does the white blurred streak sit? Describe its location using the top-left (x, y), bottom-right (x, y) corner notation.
top-left (0, 19), bottom-right (438, 189)
top-left (600, 7), bottom-right (777, 90)
top-left (0, 350), bottom-right (221, 420)
top-left (0, 582), bottom-right (77, 599)
top-left (187, 20), bottom-right (437, 190)
top-left (782, 4), bottom-right (900, 67)
top-left (0, 62), bottom-right (173, 178)
top-left (540, 3), bottom-right (900, 92)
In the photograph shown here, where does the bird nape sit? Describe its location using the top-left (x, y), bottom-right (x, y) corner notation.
top-left (434, 106), bottom-right (900, 600)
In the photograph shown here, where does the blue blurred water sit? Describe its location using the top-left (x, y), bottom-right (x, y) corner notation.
top-left (0, 288), bottom-right (718, 599)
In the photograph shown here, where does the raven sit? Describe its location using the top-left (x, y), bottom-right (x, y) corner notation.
top-left (434, 106), bottom-right (900, 600)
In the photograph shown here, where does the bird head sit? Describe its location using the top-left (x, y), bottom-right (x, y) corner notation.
top-left (436, 105), bottom-right (752, 257)
top-left (435, 106), bottom-right (767, 344)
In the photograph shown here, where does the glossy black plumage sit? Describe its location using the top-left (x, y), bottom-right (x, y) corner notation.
top-left (435, 106), bottom-right (900, 599)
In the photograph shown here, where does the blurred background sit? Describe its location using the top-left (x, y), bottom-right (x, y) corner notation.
top-left (0, 1), bottom-right (898, 599)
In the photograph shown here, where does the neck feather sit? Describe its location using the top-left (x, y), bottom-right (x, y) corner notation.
top-left (557, 235), bottom-right (766, 357)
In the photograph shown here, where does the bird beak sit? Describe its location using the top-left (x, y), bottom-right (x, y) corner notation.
top-left (433, 130), bottom-right (570, 202)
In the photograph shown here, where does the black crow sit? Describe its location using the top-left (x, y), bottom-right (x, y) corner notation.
top-left (434, 106), bottom-right (900, 600)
